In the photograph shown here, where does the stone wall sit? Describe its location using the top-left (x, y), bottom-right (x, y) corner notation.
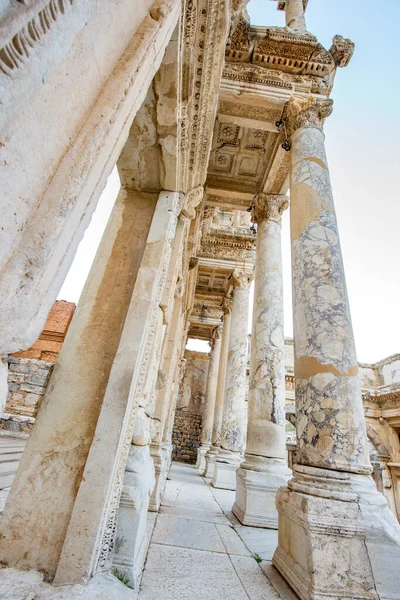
top-left (172, 349), bottom-right (209, 463)
top-left (1, 301), bottom-right (75, 434)
top-left (171, 411), bottom-right (203, 463)
top-left (4, 356), bottom-right (54, 423)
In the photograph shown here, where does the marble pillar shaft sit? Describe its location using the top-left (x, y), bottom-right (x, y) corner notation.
top-left (246, 195), bottom-right (288, 461)
top-left (285, 0), bottom-right (306, 31)
top-left (0, 188), bottom-right (158, 579)
top-left (211, 308), bottom-right (232, 448)
top-left (288, 98), bottom-right (370, 474)
top-left (201, 330), bottom-right (222, 446)
top-left (220, 277), bottom-right (251, 453)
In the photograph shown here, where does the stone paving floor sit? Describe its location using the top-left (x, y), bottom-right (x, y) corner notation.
top-left (138, 461), bottom-right (298, 600)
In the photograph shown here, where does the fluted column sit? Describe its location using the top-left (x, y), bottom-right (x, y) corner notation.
top-left (196, 325), bottom-right (223, 471)
top-left (233, 193), bottom-right (291, 528)
top-left (273, 97), bottom-right (400, 600)
top-left (285, 0), bottom-right (306, 32)
top-left (212, 271), bottom-right (252, 490)
top-left (204, 298), bottom-right (232, 478)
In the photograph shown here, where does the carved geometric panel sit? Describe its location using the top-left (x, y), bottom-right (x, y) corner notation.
top-left (238, 156), bottom-right (259, 177)
top-left (207, 119), bottom-right (276, 193)
top-left (217, 123), bottom-right (240, 146)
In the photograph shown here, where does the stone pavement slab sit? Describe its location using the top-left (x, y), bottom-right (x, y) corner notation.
top-left (138, 462), bottom-right (298, 600)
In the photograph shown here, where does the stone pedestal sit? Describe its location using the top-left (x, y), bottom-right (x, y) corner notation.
top-left (211, 449), bottom-right (242, 490)
top-left (212, 272), bottom-right (251, 490)
top-left (273, 97), bottom-right (400, 599)
top-left (196, 444), bottom-right (210, 472)
top-left (234, 457), bottom-right (290, 528)
top-left (204, 446), bottom-right (218, 478)
top-left (274, 464), bottom-right (400, 600)
top-left (233, 194), bottom-right (290, 528)
top-left (113, 445), bottom-right (155, 590)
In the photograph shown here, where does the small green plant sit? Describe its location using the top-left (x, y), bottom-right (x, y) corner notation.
top-left (166, 476), bottom-right (171, 481)
top-left (112, 567), bottom-right (130, 586)
top-left (253, 553), bottom-right (262, 564)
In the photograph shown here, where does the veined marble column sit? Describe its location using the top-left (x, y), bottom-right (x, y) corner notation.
top-left (196, 325), bottom-right (223, 472)
top-left (285, 0), bottom-right (306, 32)
top-left (273, 97), bottom-right (400, 600)
top-left (212, 272), bottom-right (252, 490)
top-left (233, 193), bottom-right (291, 528)
top-left (204, 299), bottom-right (232, 478)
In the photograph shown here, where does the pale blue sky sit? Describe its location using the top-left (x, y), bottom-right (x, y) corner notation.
top-left (59, 1), bottom-right (400, 363)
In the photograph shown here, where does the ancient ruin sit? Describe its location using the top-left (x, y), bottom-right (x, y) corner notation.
top-left (0, 0), bottom-right (399, 598)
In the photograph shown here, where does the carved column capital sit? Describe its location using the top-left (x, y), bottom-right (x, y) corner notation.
top-left (222, 296), bottom-right (233, 315)
top-left (231, 269), bottom-right (253, 291)
top-left (252, 194), bottom-right (289, 225)
top-left (285, 97), bottom-right (333, 138)
top-left (180, 185), bottom-right (204, 220)
top-left (213, 324), bottom-right (223, 341)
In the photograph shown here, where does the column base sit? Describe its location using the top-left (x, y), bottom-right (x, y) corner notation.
top-left (273, 464), bottom-right (400, 600)
top-left (195, 443), bottom-right (210, 472)
top-left (203, 446), bottom-right (218, 478)
top-left (232, 455), bottom-right (291, 528)
top-left (211, 450), bottom-right (242, 490)
top-left (113, 445), bottom-right (155, 590)
top-left (148, 443), bottom-right (169, 512)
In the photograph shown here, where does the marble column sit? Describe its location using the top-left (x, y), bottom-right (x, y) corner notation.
top-left (285, 0), bottom-right (306, 32)
top-left (212, 272), bottom-right (252, 490)
top-left (196, 325), bottom-right (223, 472)
top-left (204, 300), bottom-right (232, 478)
top-left (273, 97), bottom-right (400, 600)
top-left (233, 193), bottom-right (291, 528)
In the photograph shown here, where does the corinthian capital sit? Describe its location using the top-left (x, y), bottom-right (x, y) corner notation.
top-left (222, 296), bottom-right (233, 315)
top-left (252, 194), bottom-right (289, 225)
top-left (285, 97), bottom-right (333, 138)
top-left (231, 269), bottom-right (253, 290)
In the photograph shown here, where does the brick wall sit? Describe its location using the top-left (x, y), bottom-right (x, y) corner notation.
top-left (171, 410), bottom-right (202, 463)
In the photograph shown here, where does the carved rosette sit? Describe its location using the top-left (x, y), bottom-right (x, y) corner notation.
top-left (252, 194), bottom-right (289, 225)
top-left (231, 270), bottom-right (253, 290)
top-left (285, 97), bottom-right (333, 138)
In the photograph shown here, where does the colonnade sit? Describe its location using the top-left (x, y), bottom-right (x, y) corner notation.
top-left (196, 96), bottom-right (400, 599)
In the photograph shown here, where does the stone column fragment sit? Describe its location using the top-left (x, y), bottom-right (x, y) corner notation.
top-left (285, 0), bottom-right (307, 32)
top-left (212, 272), bottom-right (252, 490)
top-left (233, 193), bottom-right (291, 528)
top-left (204, 299), bottom-right (232, 478)
top-left (196, 325), bottom-right (223, 472)
top-left (273, 97), bottom-right (400, 600)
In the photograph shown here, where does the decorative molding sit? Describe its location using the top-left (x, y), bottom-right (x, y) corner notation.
top-left (0, 0), bottom-right (76, 77)
top-left (178, 0), bottom-right (230, 190)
